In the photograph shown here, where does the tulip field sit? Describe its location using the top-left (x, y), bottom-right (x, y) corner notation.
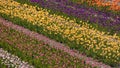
top-left (0, 0), bottom-right (120, 68)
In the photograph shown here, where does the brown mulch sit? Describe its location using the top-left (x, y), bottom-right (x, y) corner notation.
top-left (0, 17), bottom-right (111, 68)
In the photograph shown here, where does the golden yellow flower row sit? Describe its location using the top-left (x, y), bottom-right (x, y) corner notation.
top-left (0, 0), bottom-right (119, 63)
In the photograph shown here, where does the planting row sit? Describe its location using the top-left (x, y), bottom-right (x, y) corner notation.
top-left (71, 0), bottom-right (120, 11)
top-left (0, 0), bottom-right (119, 66)
top-left (0, 59), bottom-right (11, 68)
top-left (0, 22), bottom-right (93, 68)
top-left (30, 0), bottom-right (120, 34)
top-left (0, 48), bottom-right (34, 68)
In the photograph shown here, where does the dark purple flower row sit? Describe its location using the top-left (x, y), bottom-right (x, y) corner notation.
top-left (30, 0), bottom-right (120, 32)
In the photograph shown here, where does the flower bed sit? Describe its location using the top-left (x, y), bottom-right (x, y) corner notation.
top-left (0, 0), bottom-right (119, 67)
top-left (0, 22), bottom-right (93, 68)
top-left (71, 0), bottom-right (120, 11)
top-left (30, 0), bottom-right (120, 34)
top-left (0, 59), bottom-right (12, 68)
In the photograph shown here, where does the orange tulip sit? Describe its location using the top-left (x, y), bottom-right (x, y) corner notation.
top-left (75, 0), bottom-right (120, 11)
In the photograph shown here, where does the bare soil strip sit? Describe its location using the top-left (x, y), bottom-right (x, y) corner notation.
top-left (0, 17), bottom-right (111, 68)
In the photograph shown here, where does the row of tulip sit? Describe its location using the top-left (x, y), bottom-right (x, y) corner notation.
top-left (0, 48), bottom-right (34, 68)
top-left (0, 21), bottom-right (93, 68)
top-left (0, 59), bottom-right (10, 68)
top-left (72, 0), bottom-right (120, 11)
top-left (0, 0), bottom-right (120, 66)
top-left (30, 0), bottom-right (119, 19)
top-left (30, 0), bottom-right (120, 34)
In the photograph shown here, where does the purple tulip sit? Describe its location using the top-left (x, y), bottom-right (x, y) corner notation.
top-left (30, 0), bottom-right (120, 33)
top-left (30, 0), bottom-right (40, 2)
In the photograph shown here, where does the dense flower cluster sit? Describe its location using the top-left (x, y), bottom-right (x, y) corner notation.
top-left (0, 0), bottom-right (120, 66)
top-left (75, 0), bottom-right (120, 11)
top-left (0, 48), bottom-right (34, 68)
top-left (30, 0), bottom-right (120, 33)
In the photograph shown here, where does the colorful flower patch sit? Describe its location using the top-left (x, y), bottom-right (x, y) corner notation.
top-left (0, 0), bottom-right (119, 67)
top-left (0, 22), bottom-right (93, 68)
top-left (30, 0), bottom-right (120, 33)
top-left (72, 0), bottom-right (120, 11)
